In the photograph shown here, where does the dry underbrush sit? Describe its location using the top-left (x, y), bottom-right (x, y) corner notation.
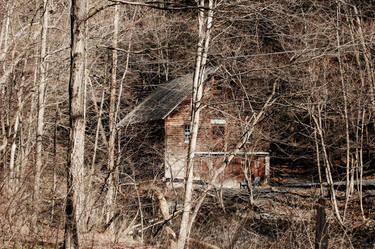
top-left (183, 187), bottom-right (375, 249)
top-left (1, 183), bottom-right (375, 249)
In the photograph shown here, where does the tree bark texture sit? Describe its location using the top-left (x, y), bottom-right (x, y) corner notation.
top-left (64, 0), bottom-right (87, 248)
top-left (315, 198), bottom-right (329, 249)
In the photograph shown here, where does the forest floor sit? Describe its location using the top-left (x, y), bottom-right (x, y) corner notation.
top-left (188, 183), bottom-right (375, 249)
top-left (2, 178), bottom-right (375, 249)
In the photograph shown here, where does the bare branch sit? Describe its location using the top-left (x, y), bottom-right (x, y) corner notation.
top-left (96, 44), bottom-right (180, 54)
top-left (108, 0), bottom-right (213, 11)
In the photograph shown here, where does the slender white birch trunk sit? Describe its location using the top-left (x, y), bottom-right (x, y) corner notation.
top-left (335, 3), bottom-right (351, 217)
top-left (177, 1), bottom-right (213, 248)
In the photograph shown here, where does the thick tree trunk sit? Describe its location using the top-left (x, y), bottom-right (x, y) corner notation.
top-left (64, 0), bottom-right (87, 248)
top-left (315, 198), bottom-right (329, 249)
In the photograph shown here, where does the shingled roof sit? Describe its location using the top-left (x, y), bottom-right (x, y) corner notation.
top-left (117, 68), bottom-right (216, 127)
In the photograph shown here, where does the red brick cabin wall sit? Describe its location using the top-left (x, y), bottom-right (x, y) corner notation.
top-left (164, 98), bottom-right (269, 188)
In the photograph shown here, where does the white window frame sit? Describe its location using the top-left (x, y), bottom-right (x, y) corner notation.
top-left (210, 119), bottom-right (226, 125)
top-left (184, 124), bottom-right (191, 143)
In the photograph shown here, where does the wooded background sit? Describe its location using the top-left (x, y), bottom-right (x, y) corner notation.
top-left (0, 0), bottom-right (375, 248)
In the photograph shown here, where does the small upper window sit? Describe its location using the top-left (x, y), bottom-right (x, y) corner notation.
top-left (212, 126), bottom-right (225, 138)
top-left (184, 124), bottom-right (191, 143)
top-left (246, 133), bottom-right (253, 144)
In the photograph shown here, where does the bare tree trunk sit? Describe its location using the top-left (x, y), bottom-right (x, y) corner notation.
top-left (0, 11), bottom-right (8, 140)
top-left (0, 6), bottom-right (11, 63)
top-left (9, 55), bottom-right (23, 194)
top-left (0, 16), bottom-right (5, 53)
top-left (85, 88), bottom-right (104, 230)
top-left (348, 9), bottom-right (367, 221)
top-left (22, 55), bottom-right (38, 187)
top-left (358, 110), bottom-right (366, 220)
top-left (52, 104), bottom-right (59, 222)
top-left (2, 8), bottom-right (16, 194)
top-left (105, 3), bottom-right (119, 232)
top-left (153, 187), bottom-right (176, 248)
top-left (64, 0), bottom-right (87, 248)
top-left (88, 78), bottom-right (108, 148)
top-left (311, 106), bottom-right (343, 225)
top-left (314, 129), bottom-right (324, 197)
top-left (33, 0), bottom-right (49, 230)
top-left (352, 4), bottom-right (373, 221)
top-left (335, 3), bottom-right (351, 218)
top-left (21, 48), bottom-right (39, 195)
top-left (177, 1), bottom-right (212, 248)
top-left (315, 198), bottom-right (329, 249)
top-left (353, 6), bottom-right (375, 122)
top-left (0, 8), bottom-right (11, 156)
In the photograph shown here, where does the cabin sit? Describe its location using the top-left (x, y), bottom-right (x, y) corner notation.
top-left (118, 69), bottom-right (270, 188)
